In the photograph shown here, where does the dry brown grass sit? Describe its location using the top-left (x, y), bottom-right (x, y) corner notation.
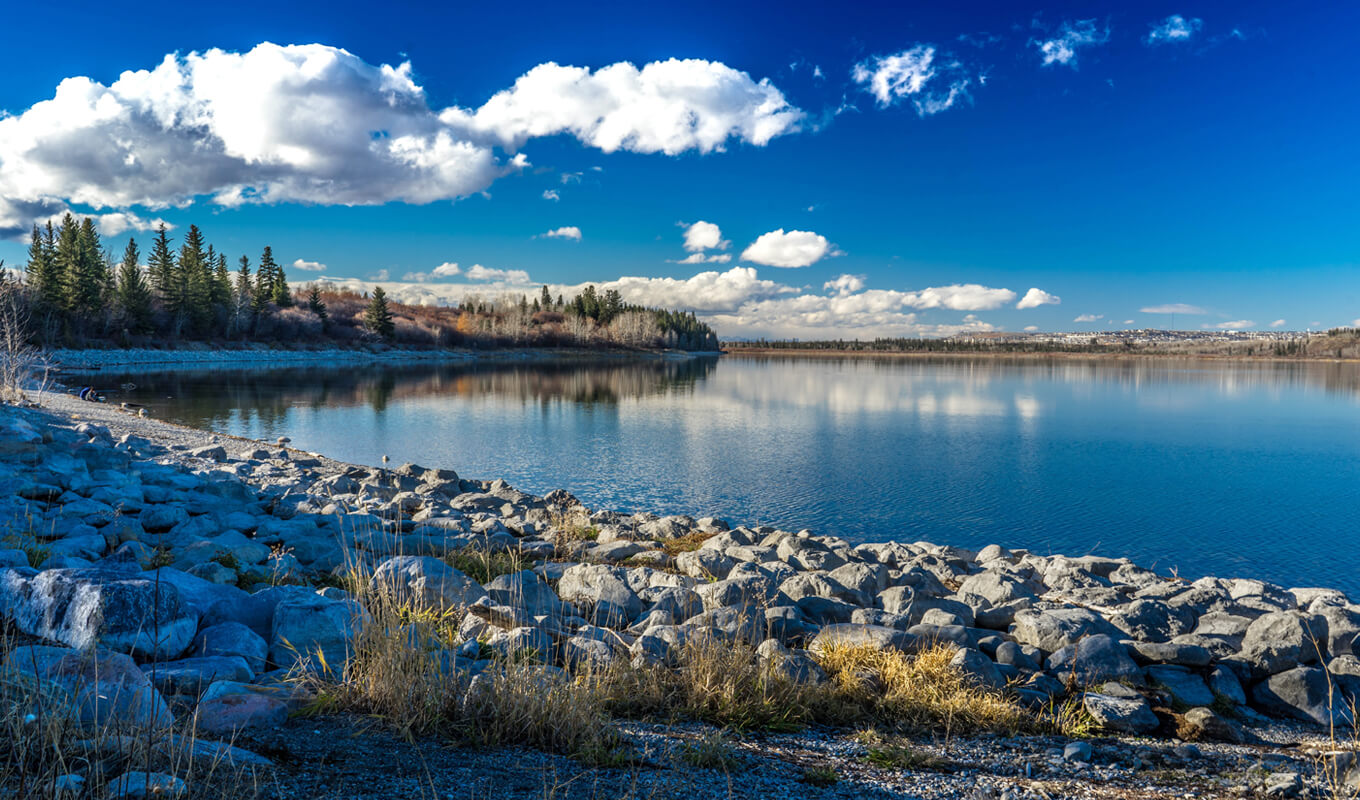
top-left (0, 636), bottom-right (270, 799)
top-left (660, 532), bottom-right (717, 556)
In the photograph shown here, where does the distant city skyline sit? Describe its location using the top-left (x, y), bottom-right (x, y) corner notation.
top-left (0, 1), bottom-right (1355, 338)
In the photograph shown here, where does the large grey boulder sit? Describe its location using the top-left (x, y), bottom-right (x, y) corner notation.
top-left (951, 647), bottom-right (1006, 689)
top-left (0, 568), bottom-right (197, 660)
top-left (1046, 634), bottom-right (1142, 685)
top-left (192, 622), bottom-right (269, 673)
top-left (957, 571), bottom-right (1037, 606)
top-left (1239, 612), bottom-right (1322, 679)
top-left (485, 570), bottom-right (570, 618)
top-left (5, 645), bottom-right (173, 731)
top-left (370, 556), bottom-right (487, 610)
top-left (675, 548), bottom-right (736, 580)
top-left (1107, 599), bottom-right (1195, 643)
top-left (1146, 664), bottom-right (1216, 707)
top-left (1083, 692), bottom-right (1159, 734)
top-left (557, 564), bottom-right (642, 627)
top-left (1252, 666), bottom-right (1354, 726)
top-left (1011, 607), bottom-right (1119, 654)
top-left (148, 656), bottom-right (254, 697)
top-left (269, 595), bottom-right (367, 674)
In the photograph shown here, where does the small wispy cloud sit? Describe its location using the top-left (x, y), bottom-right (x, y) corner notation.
top-left (542, 189), bottom-right (560, 201)
top-left (823, 274), bottom-right (866, 295)
top-left (291, 258), bottom-right (326, 272)
top-left (1269, 319), bottom-right (1287, 328)
top-left (851, 44), bottom-right (974, 116)
top-left (1203, 320), bottom-right (1254, 330)
top-left (537, 226), bottom-right (582, 241)
top-left (1074, 313), bottom-right (1103, 322)
top-left (1140, 303), bottom-right (1207, 314)
top-left (1145, 14), bottom-right (1203, 45)
top-left (1033, 19), bottom-right (1111, 68)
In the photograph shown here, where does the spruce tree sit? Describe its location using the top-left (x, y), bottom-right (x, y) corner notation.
top-left (307, 286), bottom-right (328, 328)
top-left (115, 238), bottom-right (152, 332)
top-left (147, 224), bottom-right (177, 309)
top-left (178, 225), bottom-right (210, 333)
top-left (271, 261), bottom-right (292, 307)
top-left (364, 286), bottom-right (395, 339)
top-left (540, 285), bottom-right (552, 310)
top-left (254, 247), bottom-right (278, 313)
top-left (52, 214), bottom-right (81, 314)
top-left (70, 217), bottom-right (106, 317)
top-left (211, 252), bottom-right (232, 312)
top-left (231, 255), bottom-right (254, 336)
top-left (24, 224), bottom-right (60, 308)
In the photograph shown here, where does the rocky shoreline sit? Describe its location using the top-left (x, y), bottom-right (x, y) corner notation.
top-left (50, 344), bottom-right (713, 371)
top-left (0, 392), bottom-right (1357, 798)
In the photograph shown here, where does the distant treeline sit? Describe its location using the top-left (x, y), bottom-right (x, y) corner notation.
top-left (15, 215), bottom-right (719, 352)
top-left (723, 337), bottom-right (1117, 354)
top-left (724, 336), bottom-right (1336, 359)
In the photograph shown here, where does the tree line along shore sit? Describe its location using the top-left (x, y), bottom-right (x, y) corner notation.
top-left (10, 214), bottom-right (719, 353)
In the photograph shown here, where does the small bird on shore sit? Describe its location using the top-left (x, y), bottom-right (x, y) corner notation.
top-left (381, 455), bottom-right (390, 463)
top-left (277, 436), bottom-right (291, 446)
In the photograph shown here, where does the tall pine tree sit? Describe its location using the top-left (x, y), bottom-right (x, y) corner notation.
top-left (116, 238), bottom-right (152, 332)
top-left (24, 224), bottom-right (60, 308)
top-left (364, 287), bottom-right (394, 338)
top-left (177, 224), bottom-right (211, 334)
top-left (70, 217), bottom-right (107, 317)
top-left (271, 260), bottom-right (292, 307)
top-left (147, 223), bottom-right (177, 310)
top-left (254, 247), bottom-right (278, 313)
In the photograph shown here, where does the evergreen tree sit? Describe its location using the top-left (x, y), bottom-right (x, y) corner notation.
top-left (147, 224), bottom-right (177, 308)
top-left (178, 224), bottom-right (210, 333)
top-left (70, 217), bottom-right (107, 317)
top-left (115, 238), bottom-right (152, 332)
top-left (254, 247), bottom-right (278, 312)
top-left (52, 213), bottom-right (81, 313)
top-left (307, 286), bottom-right (328, 328)
top-left (271, 260), bottom-right (292, 307)
top-left (24, 224), bottom-right (61, 308)
top-left (211, 252), bottom-right (232, 311)
top-left (540, 285), bottom-right (552, 310)
top-left (364, 286), bottom-right (394, 338)
top-left (231, 255), bottom-right (254, 335)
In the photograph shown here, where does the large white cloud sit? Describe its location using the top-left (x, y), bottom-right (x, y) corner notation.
top-left (1034, 20), bottom-right (1111, 68)
top-left (1016, 287), bottom-right (1061, 309)
top-left (445, 59), bottom-right (804, 156)
top-left (852, 45), bottom-right (972, 116)
top-left (740, 228), bottom-right (836, 268)
top-left (0, 44), bottom-right (805, 237)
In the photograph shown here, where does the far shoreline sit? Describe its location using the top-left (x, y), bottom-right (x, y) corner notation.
top-left (721, 346), bottom-right (1360, 365)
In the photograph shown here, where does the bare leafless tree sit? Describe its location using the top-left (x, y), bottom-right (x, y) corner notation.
top-left (0, 268), bottom-right (42, 404)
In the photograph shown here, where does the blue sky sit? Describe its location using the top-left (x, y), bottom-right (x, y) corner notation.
top-left (0, 0), bottom-right (1356, 337)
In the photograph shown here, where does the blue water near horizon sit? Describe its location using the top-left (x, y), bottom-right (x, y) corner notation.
top-left (101, 354), bottom-right (1360, 595)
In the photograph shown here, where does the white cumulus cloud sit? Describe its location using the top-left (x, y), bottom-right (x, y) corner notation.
top-left (541, 189), bottom-right (559, 201)
top-left (95, 211), bottom-right (174, 237)
top-left (824, 274), bottom-right (866, 295)
top-left (1016, 287), bottom-right (1061, 309)
top-left (740, 228), bottom-right (837, 268)
top-left (1034, 20), bottom-right (1111, 68)
top-left (538, 226), bottom-right (581, 241)
top-left (291, 258), bottom-right (326, 272)
top-left (852, 44), bottom-right (973, 116)
top-left (0, 44), bottom-right (805, 237)
top-left (444, 58), bottom-right (805, 156)
top-left (466, 264), bottom-right (531, 283)
top-left (1140, 303), bottom-right (1207, 314)
top-left (682, 220), bottom-right (729, 252)
top-left (1146, 15), bottom-right (1203, 45)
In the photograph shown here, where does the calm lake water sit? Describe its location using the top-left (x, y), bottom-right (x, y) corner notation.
top-left (96, 354), bottom-right (1360, 595)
